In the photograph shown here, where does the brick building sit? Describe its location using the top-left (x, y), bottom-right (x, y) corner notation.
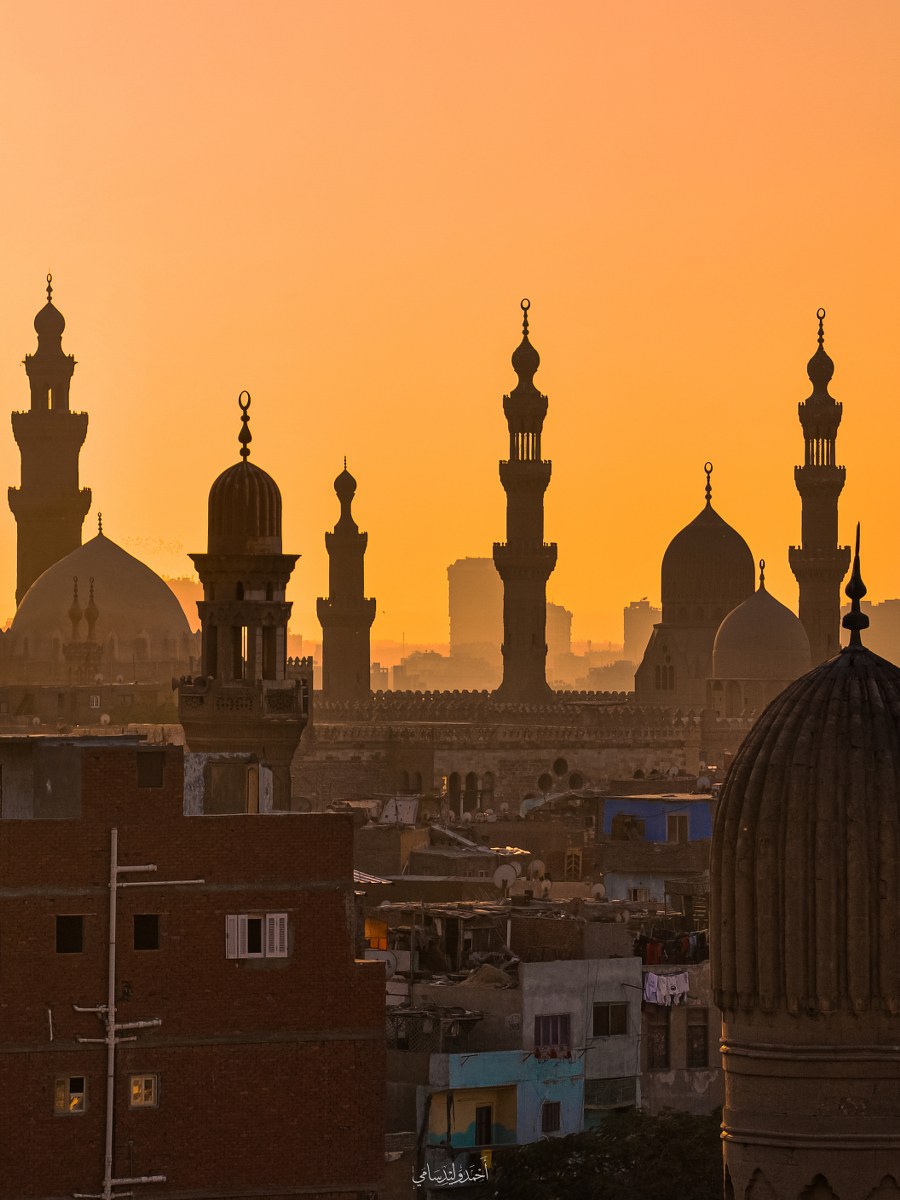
top-left (0, 735), bottom-right (384, 1200)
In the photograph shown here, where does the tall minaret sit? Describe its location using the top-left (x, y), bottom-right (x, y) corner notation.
top-left (8, 276), bottom-right (91, 604)
top-left (788, 309), bottom-right (851, 663)
top-left (493, 299), bottom-right (557, 701)
top-left (317, 462), bottom-right (376, 701)
top-left (178, 393), bottom-right (308, 810)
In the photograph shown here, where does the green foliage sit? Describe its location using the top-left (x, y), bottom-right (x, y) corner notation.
top-left (487, 1109), bottom-right (722, 1200)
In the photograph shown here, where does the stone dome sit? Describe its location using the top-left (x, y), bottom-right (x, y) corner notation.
top-left (9, 531), bottom-right (193, 662)
top-left (34, 299), bottom-right (65, 340)
top-left (712, 573), bottom-right (811, 681)
top-left (208, 459), bottom-right (282, 555)
top-left (712, 640), bottom-right (900, 1016)
top-left (661, 500), bottom-right (754, 620)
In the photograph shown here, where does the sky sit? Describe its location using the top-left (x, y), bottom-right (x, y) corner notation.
top-left (0, 1), bottom-right (898, 643)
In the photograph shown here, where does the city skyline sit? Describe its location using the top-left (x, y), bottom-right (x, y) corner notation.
top-left (1, 1), bottom-right (898, 643)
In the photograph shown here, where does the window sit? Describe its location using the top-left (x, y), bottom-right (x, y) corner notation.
top-left (225, 913), bottom-right (288, 959)
top-left (534, 1013), bottom-right (571, 1050)
top-left (667, 813), bottom-right (689, 843)
top-left (129, 1074), bottom-right (158, 1108)
top-left (133, 914), bottom-right (159, 951)
top-left (137, 751), bottom-right (165, 789)
top-left (646, 1007), bottom-right (670, 1069)
top-left (584, 1076), bottom-right (637, 1111)
top-left (541, 1100), bottom-right (561, 1134)
top-left (474, 1104), bottom-right (492, 1146)
top-left (56, 915), bottom-right (84, 954)
top-left (89, 694), bottom-right (101, 709)
top-left (687, 1007), bottom-right (708, 1068)
top-left (55, 1077), bottom-right (86, 1114)
top-left (628, 886), bottom-right (651, 903)
top-left (593, 1002), bottom-right (628, 1037)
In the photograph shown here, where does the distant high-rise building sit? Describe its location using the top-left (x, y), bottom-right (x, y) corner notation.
top-left (623, 598), bottom-right (660, 663)
top-left (493, 300), bottom-right (557, 701)
top-left (789, 309), bottom-right (851, 663)
top-left (447, 557), bottom-right (502, 656)
top-left (9, 276), bottom-right (91, 605)
top-left (317, 463), bottom-right (376, 701)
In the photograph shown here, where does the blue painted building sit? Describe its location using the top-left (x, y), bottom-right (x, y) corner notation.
top-left (600, 791), bottom-right (713, 843)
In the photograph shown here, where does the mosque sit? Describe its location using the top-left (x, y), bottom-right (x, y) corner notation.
top-left (5, 277), bottom-right (900, 1191)
top-left (0, 281), bottom-right (852, 805)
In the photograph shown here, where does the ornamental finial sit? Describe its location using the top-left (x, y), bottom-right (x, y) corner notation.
top-left (704, 461), bottom-right (713, 506)
top-left (842, 523), bottom-right (869, 649)
top-left (238, 391), bottom-right (252, 461)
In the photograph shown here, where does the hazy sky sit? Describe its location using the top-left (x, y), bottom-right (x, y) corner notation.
top-left (1, 2), bottom-right (898, 642)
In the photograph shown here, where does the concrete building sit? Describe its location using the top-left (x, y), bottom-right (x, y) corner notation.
top-left (447, 557), bottom-right (502, 659)
top-left (789, 310), bottom-right (851, 664)
top-left (318, 462), bottom-right (376, 701)
top-left (624, 598), bottom-right (660, 665)
top-left (0, 734), bottom-right (384, 1199)
top-left (493, 301), bottom-right (557, 702)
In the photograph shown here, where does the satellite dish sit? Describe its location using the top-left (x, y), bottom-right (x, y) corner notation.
top-left (461, 811), bottom-right (473, 823)
top-left (500, 802), bottom-right (509, 814)
top-left (116, 675), bottom-right (124, 684)
top-left (367, 948), bottom-right (399, 980)
top-left (591, 882), bottom-right (607, 899)
top-left (31, 716), bottom-right (40, 727)
top-left (511, 860), bottom-right (523, 877)
top-left (493, 864), bottom-right (517, 891)
top-left (100, 714), bottom-right (111, 726)
top-left (529, 859), bottom-right (546, 879)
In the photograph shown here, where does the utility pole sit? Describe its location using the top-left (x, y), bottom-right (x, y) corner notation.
top-left (72, 828), bottom-right (203, 1200)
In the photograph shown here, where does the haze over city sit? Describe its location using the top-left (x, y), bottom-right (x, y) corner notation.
top-left (1, 1), bottom-right (899, 643)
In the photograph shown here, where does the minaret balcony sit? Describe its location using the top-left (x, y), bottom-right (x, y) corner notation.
top-left (178, 676), bottom-right (309, 720)
top-left (493, 542), bottom-right (557, 578)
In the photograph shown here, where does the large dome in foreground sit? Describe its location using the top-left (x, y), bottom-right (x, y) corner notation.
top-left (8, 531), bottom-right (193, 665)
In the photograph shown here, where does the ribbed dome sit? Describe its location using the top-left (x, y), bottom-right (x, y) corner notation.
top-left (11, 532), bottom-right (192, 654)
top-left (712, 577), bottom-right (810, 681)
top-left (661, 501), bottom-right (754, 617)
top-left (712, 643), bottom-right (900, 1016)
top-left (208, 459), bottom-right (282, 554)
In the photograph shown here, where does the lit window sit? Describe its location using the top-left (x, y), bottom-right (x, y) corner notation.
top-left (541, 1100), bottom-right (561, 1134)
top-left (129, 1074), bottom-right (158, 1108)
top-left (593, 1002), bottom-right (628, 1037)
top-left (55, 1077), bottom-right (86, 1114)
top-left (225, 913), bottom-right (288, 959)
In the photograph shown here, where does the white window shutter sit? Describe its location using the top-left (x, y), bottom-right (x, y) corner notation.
top-left (237, 915), bottom-right (249, 958)
top-left (266, 912), bottom-right (288, 958)
top-left (225, 914), bottom-right (239, 959)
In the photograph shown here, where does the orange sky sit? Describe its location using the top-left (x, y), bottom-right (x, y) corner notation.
top-left (1, 2), bottom-right (898, 643)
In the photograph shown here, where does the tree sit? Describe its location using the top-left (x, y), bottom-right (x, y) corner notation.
top-left (487, 1109), bottom-right (722, 1200)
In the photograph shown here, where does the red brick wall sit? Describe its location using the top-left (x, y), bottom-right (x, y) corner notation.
top-left (0, 744), bottom-right (385, 1199)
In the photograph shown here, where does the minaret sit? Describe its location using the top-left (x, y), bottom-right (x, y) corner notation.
top-left (788, 309), bottom-right (851, 663)
top-left (493, 299), bottom-right (557, 701)
top-left (317, 461), bottom-right (376, 701)
top-left (8, 276), bottom-right (91, 604)
top-left (178, 393), bottom-right (308, 811)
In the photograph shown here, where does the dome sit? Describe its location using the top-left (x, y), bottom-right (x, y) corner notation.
top-left (10, 532), bottom-right (193, 660)
top-left (712, 570), bottom-right (810, 681)
top-left (712, 639), bottom-right (900, 1016)
top-left (334, 464), bottom-right (357, 505)
top-left (661, 499), bottom-right (754, 618)
top-left (208, 459), bottom-right (282, 554)
top-left (34, 300), bottom-right (65, 340)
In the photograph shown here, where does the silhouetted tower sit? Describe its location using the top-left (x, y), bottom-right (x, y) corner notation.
top-left (9, 276), bottom-right (91, 605)
top-left (317, 461), bottom-right (376, 700)
top-left (178, 393), bottom-right (308, 810)
top-left (493, 300), bottom-right (557, 701)
top-left (788, 309), bottom-right (851, 663)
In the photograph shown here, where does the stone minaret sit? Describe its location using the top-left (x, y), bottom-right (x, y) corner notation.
top-left (788, 309), bottom-right (851, 663)
top-left (9, 276), bottom-right (91, 604)
top-left (493, 300), bottom-right (557, 702)
top-left (178, 393), bottom-right (308, 810)
top-left (317, 462), bottom-right (376, 701)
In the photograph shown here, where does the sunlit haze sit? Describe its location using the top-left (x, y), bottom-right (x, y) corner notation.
top-left (2, 1), bottom-right (898, 642)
